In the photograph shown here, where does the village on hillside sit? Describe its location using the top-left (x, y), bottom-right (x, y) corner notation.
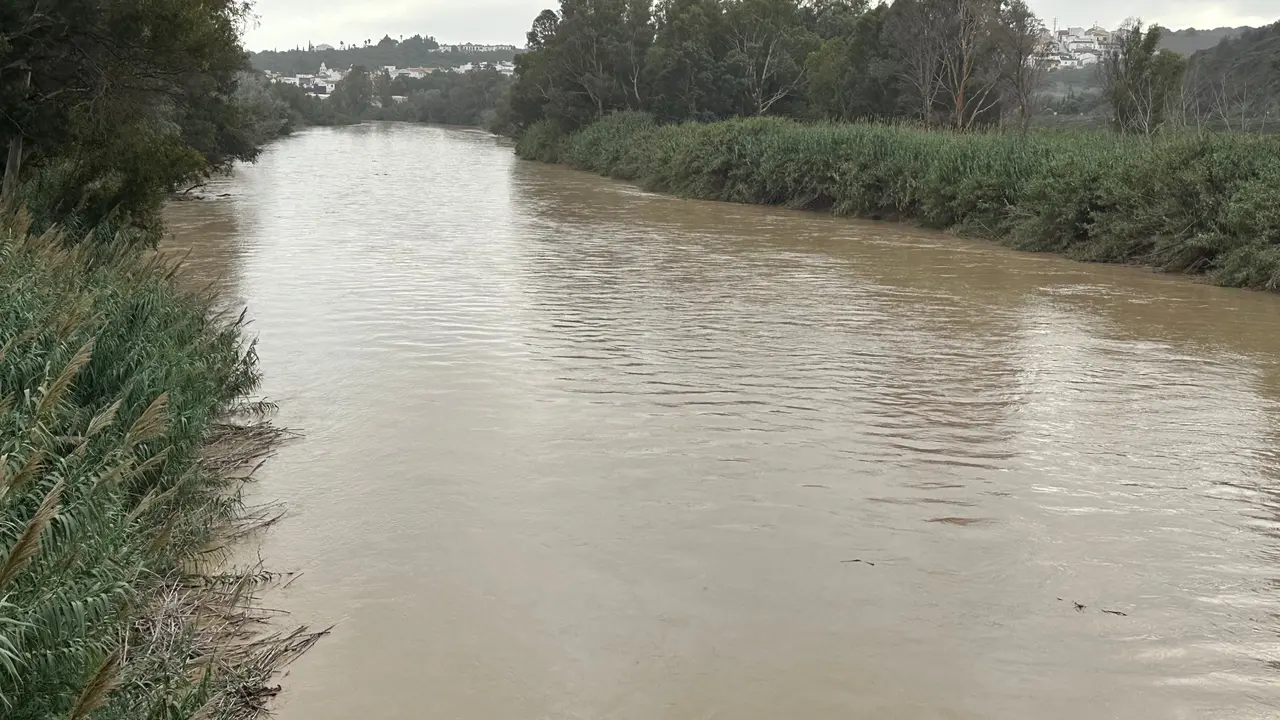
top-left (1037, 23), bottom-right (1121, 69)
top-left (267, 60), bottom-right (516, 97)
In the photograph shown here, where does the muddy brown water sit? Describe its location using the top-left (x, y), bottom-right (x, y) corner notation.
top-left (164, 124), bottom-right (1280, 719)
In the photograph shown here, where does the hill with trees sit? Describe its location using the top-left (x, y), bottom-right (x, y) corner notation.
top-left (1182, 21), bottom-right (1280, 132)
top-left (1158, 26), bottom-right (1251, 56)
top-left (249, 34), bottom-right (518, 75)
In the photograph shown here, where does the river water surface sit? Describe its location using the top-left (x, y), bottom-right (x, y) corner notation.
top-left (165, 124), bottom-right (1280, 719)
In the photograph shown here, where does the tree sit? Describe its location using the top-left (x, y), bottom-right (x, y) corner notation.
top-left (888, 0), bottom-right (948, 124)
top-left (803, 0), bottom-right (870, 40)
top-left (645, 0), bottom-right (738, 121)
top-left (0, 0), bottom-right (258, 237)
top-left (723, 0), bottom-right (818, 116)
top-left (620, 0), bottom-right (657, 109)
top-left (804, 2), bottom-right (898, 120)
top-left (504, 0), bottom-right (653, 129)
top-left (993, 0), bottom-right (1045, 132)
top-left (1101, 21), bottom-right (1187, 134)
top-left (935, 0), bottom-right (1002, 131)
top-left (335, 65), bottom-right (375, 117)
top-left (375, 69), bottom-right (395, 108)
top-left (552, 0), bottom-right (632, 121)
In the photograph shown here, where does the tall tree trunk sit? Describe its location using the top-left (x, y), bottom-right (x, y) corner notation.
top-left (1, 70), bottom-right (33, 209)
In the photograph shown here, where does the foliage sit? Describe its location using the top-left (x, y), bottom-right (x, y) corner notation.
top-left (994, 0), bottom-right (1045, 132)
top-left (333, 66), bottom-right (375, 117)
top-left (804, 3), bottom-right (898, 121)
top-left (0, 212), bottom-right (317, 719)
top-left (265, 84), bottom-right (358, 127)
top-left (501, 0), bottom-right (1086, 134)
top-left (1101, 22), bottom-right (1188, 135)
top-left (531, 111), bottom-right (1280, 290)
top-left (514, 119), bottom-right (567, 162)
top-left (0, 0), bottom-right (275, 244)
top-left (387, 69), bottom-right (512, 126)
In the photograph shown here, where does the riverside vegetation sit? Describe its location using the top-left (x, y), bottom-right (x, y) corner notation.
top-left (519, 113), bottom-right (1280, 289)
top-left (1, 1), bottom-right (323, 718)
top-left (502, 0), bottom-right (1280, 289)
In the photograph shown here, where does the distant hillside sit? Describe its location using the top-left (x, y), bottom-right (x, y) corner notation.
top-left (250, 35), bottom-right (518, 76)
top-left (1184, 22), bottom-right (1280, 132)
top-left (1157, 26), bottom-right (1251, 56)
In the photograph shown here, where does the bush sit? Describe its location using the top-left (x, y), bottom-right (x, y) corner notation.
top-left (524, 113), bottom-right (1280, 290)
top-left (514, 119), bottom-right (566, 163)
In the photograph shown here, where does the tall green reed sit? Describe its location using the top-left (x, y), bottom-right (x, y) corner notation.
top-left (0, 211), bottom-right (316, 720)
top-left (533, 112), bottom-right (1280, 290)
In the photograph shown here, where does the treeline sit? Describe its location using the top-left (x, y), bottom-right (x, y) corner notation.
top-left (249, 34), bottom-right (516, 76)
top-left (522, 112), bottom-right (1280, 290)
top-left (2, 1), bottom-right (312, 718)
top-left (498, 0), bottom-right (1059, 134)
top-left (381, 69), bottom-right (513, 125)
top-left (261, 66), bottom-right (512, 128)
top-left (498, 0), bottom-right (1278, 137)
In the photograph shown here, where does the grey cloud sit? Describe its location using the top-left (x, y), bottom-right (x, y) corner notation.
top-left (244, 0), bottom-right (1278, 51)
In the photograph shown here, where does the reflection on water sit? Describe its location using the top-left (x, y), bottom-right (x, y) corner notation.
top-left (165, 123), bottom-right (1280, 719)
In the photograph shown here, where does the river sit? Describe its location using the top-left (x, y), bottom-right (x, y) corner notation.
top-left (165, 123), bottom-right (1280, 719)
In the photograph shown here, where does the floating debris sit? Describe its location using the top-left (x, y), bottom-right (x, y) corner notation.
top-left (927, 517), bottom-right (988, 526)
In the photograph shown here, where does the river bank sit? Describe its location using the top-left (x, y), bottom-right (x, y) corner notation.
top-left (0, 212), bottom-right (317, 719)
top-left (517, 113), bottom-right (1280, 291)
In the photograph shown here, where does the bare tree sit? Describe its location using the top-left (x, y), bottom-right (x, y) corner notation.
top-left (620, 0), bottom-right (655, 109)
top-left (725, 0), bottom-right (816, 116)
top-left (891, 0), bottom-right (948, 125)
top-left (936, 0), bottom-right (1002, 131)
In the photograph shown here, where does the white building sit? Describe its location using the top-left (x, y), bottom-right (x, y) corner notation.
top-left (1042, 22), bottom-right (1120, 72)
top-left (438, 43), bottom-right (518, 53)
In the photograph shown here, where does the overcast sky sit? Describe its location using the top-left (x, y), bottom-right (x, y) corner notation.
top-left (242, 0), bottom-right (1279, 51)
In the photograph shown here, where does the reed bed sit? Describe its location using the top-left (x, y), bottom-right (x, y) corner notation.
top-left (0, 211), bottom-right (322, 720)
top-left (519, 113), bottom-right (1280, 290)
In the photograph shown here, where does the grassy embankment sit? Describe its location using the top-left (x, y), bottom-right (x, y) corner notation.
top-left (518, 113), bottom-right (1280, 290)
top-left (0, 212), bottom-right (319, 719)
